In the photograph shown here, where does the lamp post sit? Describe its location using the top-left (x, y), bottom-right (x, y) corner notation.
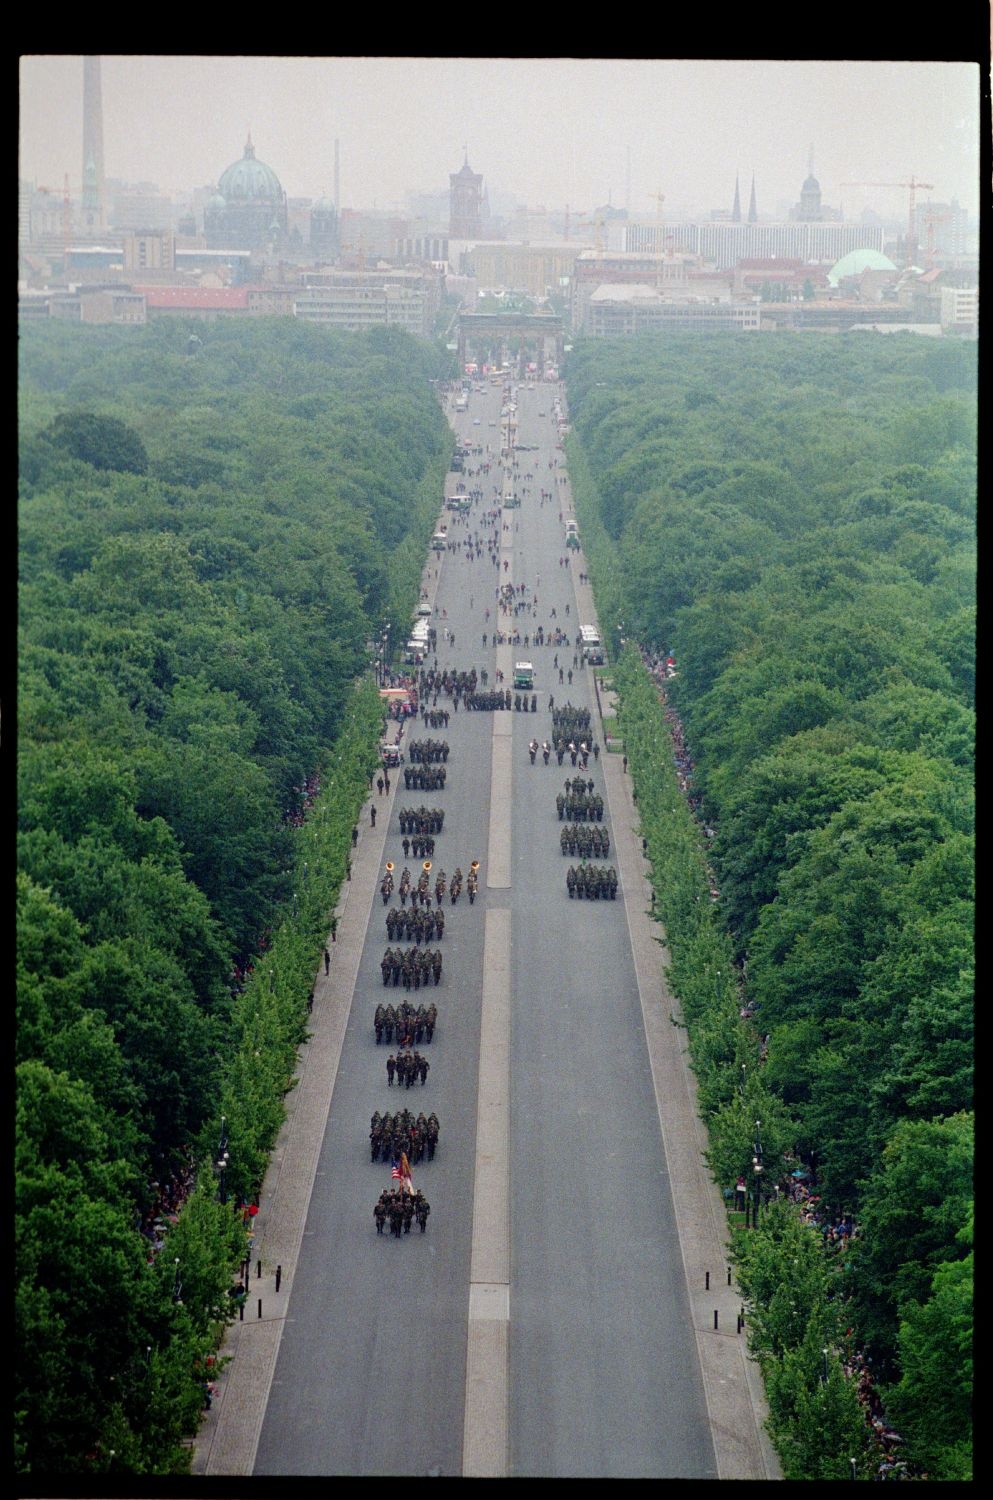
top-left (752, 1119), bottom-right (764, 1229)
top-left (172, 1257), bottom-right (183, 1305)
top-left (216, 1150), bottom-right (229, 1205)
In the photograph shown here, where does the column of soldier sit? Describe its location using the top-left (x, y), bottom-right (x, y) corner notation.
top-left (551, 711), bottom-right (618, 901)
top-left (374, 728), bottom-right (481, 1238)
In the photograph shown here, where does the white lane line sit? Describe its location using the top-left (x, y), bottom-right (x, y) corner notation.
top-left (462, 905), bottom-right (512, 1477)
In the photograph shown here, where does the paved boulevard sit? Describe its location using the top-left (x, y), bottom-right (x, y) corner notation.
top-left (252, 377), bottom-right (718, 1477)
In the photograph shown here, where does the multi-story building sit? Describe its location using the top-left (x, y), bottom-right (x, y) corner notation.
top-left (122, 229), bottom-right (175, 274)
top-left (939, 284), bottom-right (978, 335)
top-left (586, 285), bottom-right (760, 335)
top-left (79, 287), bottom-right (147, 324)
top-left (293, 268), bottom-right (439, 335)
top-left (658, 219), bottom-right (884, 270)
top-left (467, 241), bottom-right (583, 299)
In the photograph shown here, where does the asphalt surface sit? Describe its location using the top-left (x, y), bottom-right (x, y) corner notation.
top-left (195, 374), bottom-right (780, 1480)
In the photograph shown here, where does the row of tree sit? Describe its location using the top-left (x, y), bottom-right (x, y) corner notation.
top-left (565, 330), bottom-right (973, 1480)
top-left (17, 318), bottom-right (452, 1472)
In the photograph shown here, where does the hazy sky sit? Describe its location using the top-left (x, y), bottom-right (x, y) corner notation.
top-left (19, 56), bottom-right (982, 223)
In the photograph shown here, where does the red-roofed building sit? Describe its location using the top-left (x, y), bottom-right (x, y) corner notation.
top-left (136, 285), bottom-right (250, 319)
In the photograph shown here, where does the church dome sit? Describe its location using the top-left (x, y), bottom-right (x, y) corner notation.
top-left (218, 135), bottom-right (284, 204)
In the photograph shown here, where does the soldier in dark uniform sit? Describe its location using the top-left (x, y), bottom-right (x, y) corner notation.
top-left (402, 1195), bottom-right (415, 1235)
top-left (415, 1193), bottom-right (430, 1233)
top-left (386, 1053), bottom-right (396, 1086)
top-left (418, 1053), bottom-right (429, 1085)
top-left (374, 1197), bottom-right (387, 1234)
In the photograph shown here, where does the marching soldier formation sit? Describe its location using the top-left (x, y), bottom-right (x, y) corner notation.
top-left (386, 1050), bottom-right (430, 1087)
top-left (465, 689), bottom-right (512, 711)
top-left (374, 1000), bottom-right (437, 1045)
top-left (556, 778), bottom-right (605, 822)
top-left (385, 904), bottom-right (445, 942)
top-left (369, 1110), bottom-right (439, 1163)
top-left (398, 807), bottom-right (446, 835)
top-left (566, 862), bottom-right (618, 899)
top-left (374, 1188), bottom-right (431, 1236)
top-left (551, 704), bottom-right (592, 739)
top-left (403, 764), bottom-right (447, 790)
top-left (380, 947), bottom-right (443, 987)
top-left (560, 823), bottom-right (610, 858)
top-left (407, 738), bottom-right (450, 763)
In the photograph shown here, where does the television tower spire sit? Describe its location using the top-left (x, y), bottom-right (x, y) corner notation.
top-left (81, 55), bottom-right (106, 233)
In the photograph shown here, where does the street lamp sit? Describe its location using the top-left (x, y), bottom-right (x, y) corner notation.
top-left (752, 1119), bottom-right (764, 1229)
top-left (172, 1257), bottom-right (183, 1304)
top-left (216, 1150), bottom-right (230, 1205)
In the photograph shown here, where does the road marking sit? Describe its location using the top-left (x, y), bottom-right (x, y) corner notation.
top-left (463, 906), bottom-right (511, 1477)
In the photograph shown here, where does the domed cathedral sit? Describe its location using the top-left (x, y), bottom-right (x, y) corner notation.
top-left (204, 134), bottom-right (288, 250)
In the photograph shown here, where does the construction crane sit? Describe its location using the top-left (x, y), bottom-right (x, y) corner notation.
top-left (841, 177), bottom-right (934, 265)
top-left (648, 188), bottom-right (666, 288)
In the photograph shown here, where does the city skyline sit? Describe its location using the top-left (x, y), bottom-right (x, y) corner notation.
top-left (19, 56), bottom-right (982, 227)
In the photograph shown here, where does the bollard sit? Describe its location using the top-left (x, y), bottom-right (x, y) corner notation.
top-left (275, 1264), bottom-right (282, 1294)
top-left (737, 1315), bottom-right (742, 1335)
top-left (705, 1271), bottom-right (710, 1290)
top-left (257, 1259), bottom-right (262, 1280)
top-left (713, 1310), bottom-right (719, 1331)
top-left (239, 1301), bottom-right (244, 1322)
top-left (728, 1267), bottom-right (733, 1286)
top-left (258, 1299), bottom-right (262, 1319)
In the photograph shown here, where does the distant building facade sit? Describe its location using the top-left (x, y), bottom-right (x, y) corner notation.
top-left (294, 268), bottom-right (440, 334)
top-left (468, 241), bottom-right (582, 297)
top-left (586, 285), bottom-right (760, 335)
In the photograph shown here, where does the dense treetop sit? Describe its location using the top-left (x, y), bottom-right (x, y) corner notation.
top-left (17, 318), bottom-right (450, 1473)
top-left (566, 330), bottom-right (974, 1480)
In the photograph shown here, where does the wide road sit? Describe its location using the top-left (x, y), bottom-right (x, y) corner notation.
top-left (253, 374), bottom-right (717, 1477)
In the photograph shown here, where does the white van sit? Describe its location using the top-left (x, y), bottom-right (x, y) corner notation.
top-left (580, 625), bottom-right (604, 665)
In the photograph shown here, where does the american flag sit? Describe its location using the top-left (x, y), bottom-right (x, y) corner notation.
top-left (391, 1159), bottom-right (402, 1180)
top-left (393, 1152), bottom-right (413, 1194)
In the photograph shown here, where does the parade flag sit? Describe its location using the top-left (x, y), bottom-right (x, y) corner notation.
top-left (391, 1159), bottom-right (402, 1181)
top-left (398, 1151), bottom-right (413, 1194)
